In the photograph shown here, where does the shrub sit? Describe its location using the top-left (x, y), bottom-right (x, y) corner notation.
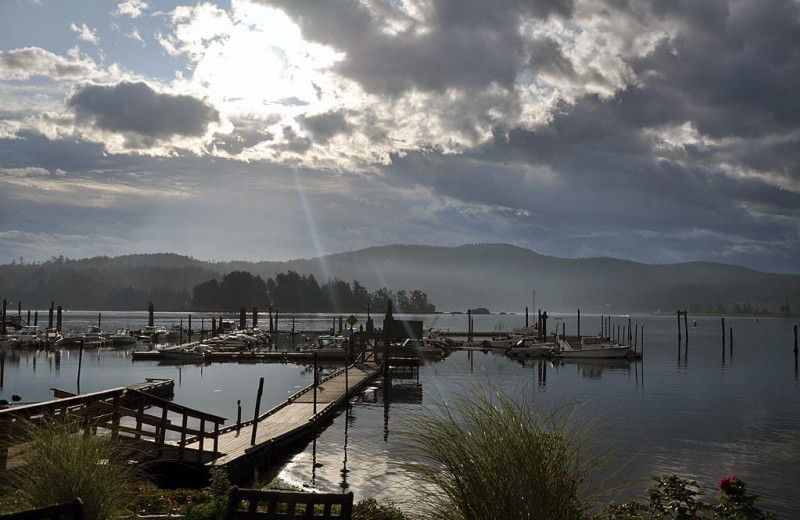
top-left (4, 421), bottom-right (143, 520)
top-left (400, 387), bottom-right (607, 520)
top-left (596, 474), bottom-right (774, 519)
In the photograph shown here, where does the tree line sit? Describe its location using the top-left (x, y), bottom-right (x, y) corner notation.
top-left (191, 270), bottom-right (436, 313)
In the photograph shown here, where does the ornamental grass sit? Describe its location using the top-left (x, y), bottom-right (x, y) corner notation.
top-left (400, 387), bottom-right (608, 520)
top-left (4, 420), bottom-right (143, 520)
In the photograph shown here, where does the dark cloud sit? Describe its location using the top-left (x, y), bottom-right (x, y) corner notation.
top-left (0, 47), bottom-right (96, 79)
top-left (68, 81), bottom-right (219, 140)
top-left (255, 0), bottom-right (573, 95)
top-left (301, 111), bottom-right (353, 144)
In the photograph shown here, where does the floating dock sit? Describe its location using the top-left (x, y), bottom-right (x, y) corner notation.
top-left (185, 362), bottom-right (380, 481)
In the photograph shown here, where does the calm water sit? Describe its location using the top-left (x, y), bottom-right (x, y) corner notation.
top-left (1, 311), bottom-right (798, 517)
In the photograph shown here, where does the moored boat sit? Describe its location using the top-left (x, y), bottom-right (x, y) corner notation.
top-left (554, 336), bottom-right (633, 359)
top-left (505, 337), bottom-right (555, 358)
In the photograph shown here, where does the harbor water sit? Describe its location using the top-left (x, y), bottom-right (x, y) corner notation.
top-left (1, 311), bottom-right (798, 516)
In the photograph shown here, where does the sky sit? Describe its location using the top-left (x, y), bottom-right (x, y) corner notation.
top-left (0, 0), bottom-right (799, 273)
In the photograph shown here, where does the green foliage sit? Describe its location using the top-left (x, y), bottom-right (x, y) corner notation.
top-left (401, 387), bottom-right (606, 520)
top-left (184, 467), bottom-right (231, 520)
top-left (596, 474), bottom-right (774, 520)
top-left (191, 269), bottom-right (437, 313)
top-left (4, 421), bottom-right (143, 520)
top-left (353, 498), bottom-right (411, 520)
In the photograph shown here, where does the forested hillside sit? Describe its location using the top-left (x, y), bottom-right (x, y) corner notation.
top-left (0, 245), bottom-right (798, 314)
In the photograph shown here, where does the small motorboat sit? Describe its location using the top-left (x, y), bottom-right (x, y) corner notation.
top-left (505, 337), bottom-right (555, 358)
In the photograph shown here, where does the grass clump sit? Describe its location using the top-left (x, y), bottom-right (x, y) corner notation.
top-left (401, 387), bottom-right (607, 520)
top-left (4, 421), bottom-right (143, 520)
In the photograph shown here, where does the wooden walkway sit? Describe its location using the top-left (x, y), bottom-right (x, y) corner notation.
top-left (187, 362), bottom-right (380, 477)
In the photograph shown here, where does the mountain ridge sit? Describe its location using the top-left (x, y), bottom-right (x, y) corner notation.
top-left (1, 244), bottom-right (796, 313)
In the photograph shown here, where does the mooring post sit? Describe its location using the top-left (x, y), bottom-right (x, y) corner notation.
top-left (313, 352), bottom-right (318, 415)
top-left (641, 325), bottom-right (644, 358)
top-left (600, 314), bottom-right (604, 338)
top-left (525, 306), bottom-right (529, 328)
top-left (1, 299), bottom-right (5, 335)
top-left (77, 339), bottom-right (84, 394)
top-left (212, 317), bottom-right (217, 337)
top-left (148, 301), bottom-right (154, 327)
top-left (721, 317), bottom-right (726, 354)
top-left (683, 311), bottom-right (689, 345)
top-left (677, 310), bottom-right (682, 354)
top-left (577, 308), bottom-right (581, 339)
top-left (236, 400), bottom-right (241, 432)
top-left (292, 316), bottom-right (296, 351)
top-left (794, 324), bottom-right (798, 356)
top-left (48, 302), bottom-right (54, 330)
top-left (730, 327), bottom-right (733, 356)
top-left (57, 306), bottom-right (62, 331)
top-left (188, 315), bottom-right (192, 342)
top-left (252, 307), bottom-right (258, 328)
top-left (467, 309), bottom-right (472, 343)
top-left (635, 323), bottom-right (639, 351)
top-left (250, 377), bottom-right (264, 445)
top-left (33, 311), bottom-right (38, 326)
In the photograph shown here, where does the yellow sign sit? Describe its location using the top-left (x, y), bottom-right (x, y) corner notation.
top-left (346, 314), bottom-right (358, 327)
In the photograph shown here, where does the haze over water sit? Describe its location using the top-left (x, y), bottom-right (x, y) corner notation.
top-left (1, 311), bottom-right (798, 516)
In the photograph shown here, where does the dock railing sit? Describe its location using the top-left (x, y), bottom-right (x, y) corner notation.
top-left (0, 384), bottom-right (226, 470)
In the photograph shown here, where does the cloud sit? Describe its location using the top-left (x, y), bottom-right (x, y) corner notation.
top-left (70, 22), bottom-right (100, 45)
top-left (114, 0), bottom-right (149, 18)
top-left (67, 81), bottom-right (220, 143)
top-left (0, 47), bottom-right (101, 80)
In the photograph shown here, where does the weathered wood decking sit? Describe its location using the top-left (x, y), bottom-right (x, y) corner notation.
top-left (187, 362), bottom-right (380, 478)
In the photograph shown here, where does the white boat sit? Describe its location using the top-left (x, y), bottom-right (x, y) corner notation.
top-left (137, 325), bottom-right (168, 341)
top-left (207, 333), bottom-right (258, 351)
top-left (8, 325), bottom-right (43, 348)
top-left (55, 326), bottom-right (108, 348)
top-left (158, 344), bottom-right (211, 361)
top-left (297, 335), bottom-right (349, 359)
top-left (505, 337), bottom-right (555, 358)
top-left (554, 336), bottom-right (633, 359)
top-left (109, 328), bottom-right (137, 347)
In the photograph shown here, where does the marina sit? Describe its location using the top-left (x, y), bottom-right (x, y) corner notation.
top-left (0, 310), bottom-right (798, 516)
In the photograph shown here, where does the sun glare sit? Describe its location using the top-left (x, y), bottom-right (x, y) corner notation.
top-left (189, 2), bottom-right (337, 117)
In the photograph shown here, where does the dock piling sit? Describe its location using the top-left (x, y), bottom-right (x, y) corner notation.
top-left (250, 378), bottom-right (264, 446)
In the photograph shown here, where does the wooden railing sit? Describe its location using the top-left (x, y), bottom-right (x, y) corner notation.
top-left (0, 385), bottom-right (226, 470)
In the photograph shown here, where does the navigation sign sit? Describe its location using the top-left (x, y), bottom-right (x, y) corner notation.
top-left (346, 314), bottom-right (358, 327)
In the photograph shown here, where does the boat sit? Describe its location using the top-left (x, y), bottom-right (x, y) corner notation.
top-left (7, 325), bottom-right (43, 348)
top-left (297, 335), bottom-right (349, 359)
top-left (158, 344), bottom-right (211, 361)
top-left (43, 327), bottom-right (63, 347)
top-left (505, 337), bottom-right (555, 358)
top-left (55, 326), bottom-right (109, 348)
top-left (554, 336), bottom-right (633, 359)
top-left (109, 328), bottom-right (137, 347)
top-left (137, 325), bottom-right (168, 341)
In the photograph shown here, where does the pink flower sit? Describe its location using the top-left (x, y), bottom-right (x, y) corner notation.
top-left (719, 475), bottom-right (742, 496)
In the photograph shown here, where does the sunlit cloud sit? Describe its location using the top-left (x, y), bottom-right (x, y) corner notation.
top-left (70, 22), bottom-right (100, 45)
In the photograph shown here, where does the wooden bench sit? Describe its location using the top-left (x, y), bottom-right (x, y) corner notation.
top-left (0, 499), bottom-right (85, 520)
top-left (226, 487), bottom-right (353, 520)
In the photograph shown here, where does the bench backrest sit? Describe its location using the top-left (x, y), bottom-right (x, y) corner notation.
top-left (226, 487), bottom-right (353, 520)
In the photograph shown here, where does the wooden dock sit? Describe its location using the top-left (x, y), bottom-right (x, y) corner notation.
top-left (186, 362), bottom-right (380, 480)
